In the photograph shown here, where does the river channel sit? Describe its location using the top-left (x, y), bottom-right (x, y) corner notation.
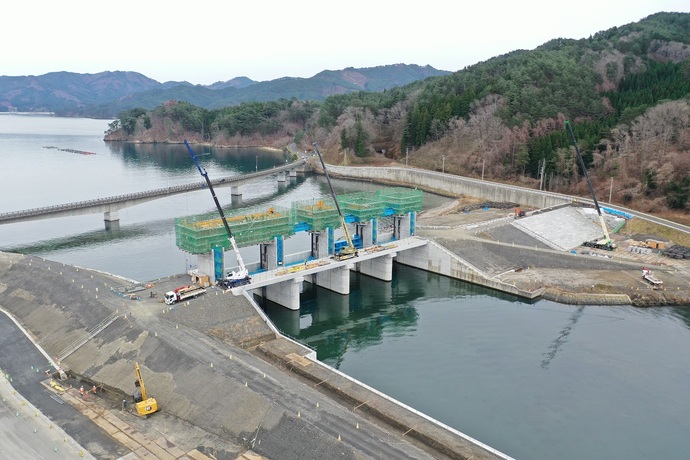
top-left (1, 115), bottom-right (689, 460)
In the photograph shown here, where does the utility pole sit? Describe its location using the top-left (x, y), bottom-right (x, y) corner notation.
top-left (405, 147), bottom-right (408, 166)
top-left (539, 158), bottom-right (546, 191)
top-left (609, 177), bottom-right (613, 203)
top-left (442, 155), bottom-right (446, 174)
top-left (481, 159), bottom-right (485, 180)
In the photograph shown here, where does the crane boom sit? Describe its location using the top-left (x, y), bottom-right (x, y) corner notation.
top-left (564, 121), bottom-right (615, 250)
top-left (312, 143), bottom-right (357, 260)
top-left (184, 140), bottom-right (250, 286)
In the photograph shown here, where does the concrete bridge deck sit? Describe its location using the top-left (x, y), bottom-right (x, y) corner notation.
top-left (0, 159), bottom-right (306, 225)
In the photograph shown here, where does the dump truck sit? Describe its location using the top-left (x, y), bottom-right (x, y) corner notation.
top-left (164, 285), bottom-right (206, 305)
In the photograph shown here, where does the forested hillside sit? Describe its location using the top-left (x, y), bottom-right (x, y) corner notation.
top-left (106, 12), bottom-right (690, 216)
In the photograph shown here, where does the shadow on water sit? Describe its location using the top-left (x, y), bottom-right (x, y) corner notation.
top-left (540, 305), bottom-right (585, 369)
top-left (1, 220), bottom-right (163, 254)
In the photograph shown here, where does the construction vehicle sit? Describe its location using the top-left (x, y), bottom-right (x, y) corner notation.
top-left (164, 284), bottom-right (206, 305)
top-left (642, 267), bottom-right (663, 288)
top-left (184, 140), bottom-right (250, 288)
top-left (133, 362), bottom-right (158, 417)
top-left (565, 121), bottom-right (617, 251)
top-left (312, 143), bottom-right (358, 261)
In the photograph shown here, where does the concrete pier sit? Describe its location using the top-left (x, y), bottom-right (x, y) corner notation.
top-left (231, 185), bottom-right (242, 205)
top-left (356, 220), bottom-right (376, 247)
top-left (260, 236), bottom-right (284, 270)
top-left (314, 263), bottom-right (352, 294)
top-left (264, 276), bottom-right (303, 310)
top-left (394, 213), bottom-right (412, 240)
top-left (103, 209), bottom-right (119, 222)
top-left (358, 252), bottom-right (396, 281)
top-left (310, 229), bottom-right (330, 259)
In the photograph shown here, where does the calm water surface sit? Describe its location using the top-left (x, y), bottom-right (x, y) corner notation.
top-left (2, 115), bottom-right (690, 460)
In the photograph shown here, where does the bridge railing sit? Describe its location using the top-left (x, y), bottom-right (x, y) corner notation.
top-left (0, 183), bottom-right (203, 219)
top-left (0, 159), bottom-right (306, 221)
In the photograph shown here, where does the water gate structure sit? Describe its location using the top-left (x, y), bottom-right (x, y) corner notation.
top-left (173, 188), bottom-right (426, 310)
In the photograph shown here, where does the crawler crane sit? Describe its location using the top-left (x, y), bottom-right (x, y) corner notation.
top-left (565, 121), bottom-right (617, 251)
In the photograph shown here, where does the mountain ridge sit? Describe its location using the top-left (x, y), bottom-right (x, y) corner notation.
top-left (0, 64), bottom-right (450, 117)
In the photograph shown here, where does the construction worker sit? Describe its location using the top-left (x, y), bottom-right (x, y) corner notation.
top-left (79, 385), bottom-right (85, 397)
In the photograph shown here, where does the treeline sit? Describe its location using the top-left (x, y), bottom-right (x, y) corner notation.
top-left (108, 12), bottom-right (690, 211)
top-left (108, 99), bottom-right (318, 142)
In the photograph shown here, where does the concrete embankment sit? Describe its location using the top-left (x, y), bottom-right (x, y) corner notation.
top-left (395, 238), bottom-right (544, 300)
top-left (326, 165), bottom-right (573, 210)
top-left (0, 251), bottom-right (509, 460)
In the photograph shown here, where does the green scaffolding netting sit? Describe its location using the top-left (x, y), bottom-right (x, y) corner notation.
top-left (292, 198), bottom-right (341, 232)
top-left (175, 205), bottom-right (293, 254)
top-left (376, 187), bottom-right (423, 214)
top-left (339, 192), bottom-right (386, 222)
top-left (175, 187), bottom-right (423, 254)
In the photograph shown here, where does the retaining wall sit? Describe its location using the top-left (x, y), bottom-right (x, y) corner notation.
top-left (326, 165), bottom-right (573, 210)
top-left (395, 240), bottom-right (543, 300)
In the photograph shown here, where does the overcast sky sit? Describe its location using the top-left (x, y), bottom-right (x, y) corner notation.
top-left (4, 1), bottom-right (689, 85)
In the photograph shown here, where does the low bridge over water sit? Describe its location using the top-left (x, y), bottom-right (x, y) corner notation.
top-left (0, 160), bottom-right (307, 226)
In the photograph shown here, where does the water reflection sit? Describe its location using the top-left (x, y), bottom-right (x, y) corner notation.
top-left (3, 220), bottom-right (157, 253)
top-left (261, 265), bottom-right (527, 368)
top-left (105, 142), bottom-right (288, 172)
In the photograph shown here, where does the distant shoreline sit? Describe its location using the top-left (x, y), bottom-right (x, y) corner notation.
top-left (0, 112), bottom-right (55, 116)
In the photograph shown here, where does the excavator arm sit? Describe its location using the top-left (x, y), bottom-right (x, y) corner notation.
top-left (134, 361), bottom-right (147, 400)
top-left (133, 361), bottom-right (158, 417)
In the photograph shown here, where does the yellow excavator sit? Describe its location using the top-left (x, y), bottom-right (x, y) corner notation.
top-left (133, 362), bottom-right (158, 417)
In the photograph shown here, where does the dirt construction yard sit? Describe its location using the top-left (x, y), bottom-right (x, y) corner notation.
top-left (415, 199), bottom-right (690, 306)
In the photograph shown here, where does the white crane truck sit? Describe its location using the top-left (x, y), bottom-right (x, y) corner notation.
top-left (164, 285), bottom-right (206, 305)
top-left (184, 140), bottom-right (251, 289)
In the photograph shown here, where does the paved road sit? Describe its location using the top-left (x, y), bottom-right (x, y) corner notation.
top-left (0, 378), bottom-right (90, 460)
top-left (0, 314), bottom-right (129, 459)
